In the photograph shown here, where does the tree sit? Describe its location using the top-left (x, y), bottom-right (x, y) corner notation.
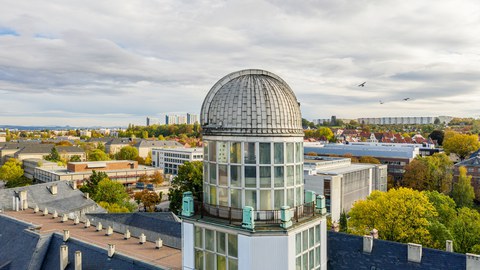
top-left (358, 156), bottom-right (381, 164)
top-left (150, 171), bottom-right (164, 185)
top-left (402, 154), bottom-right (452, 194)
top-left (135, 189), bottom-right (161, 212)
top-left (45, 146), bottom-right (60, 162)
top-left (80, 170), bottom-right (109, 196)
top-left (316, 127), bottom-right (334, 141)
top-left (168, 161), bottom-right (203, 214)
top-left (94, 178), bottom-right (129, 205)
top-left (117, 145), bottom-right (139, 160)
top-left (55, 140), bottom-right (73, 146)
top-left (88, 149), bottom-right (109, 161)
top-left (451, 166), bottom-right (475, 208)
top-left (145, 152), bottom-right (152, 166)
top-left (424, 191), bottom-right (457, 228)
top-left (443, 132), bottom-right (480, 160)
top-left (99, 201), bottom-right (131, 213)
top-left (349, 188), bottom-right (437, 244)
top-left (452, 207), bottom-right (480, 253)
top-left (70, 155), bottom-right (82, 162)
top-left (429, 130), bottom-right (445, 145)
top-left (0, 158), bottom-right (24, 182)
top-left (339, 211), bottom-right (348, 233)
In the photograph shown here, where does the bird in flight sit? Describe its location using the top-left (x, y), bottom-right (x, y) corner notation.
top-left (358, 82), bottom-right (366, 87)
top-left (403, 97), bottom-right (410, 101)
top-left (379, 100), bottom-right (384, 104)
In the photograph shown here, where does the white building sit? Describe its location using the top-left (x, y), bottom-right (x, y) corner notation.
top-left (151, 147), bottom-right (203, 175)
top-left (304, 156), bottom-right (387, 222)
top-left (357, 116), bottom-right (440, 125)
top-left (181, 69), bottom-right (327, 270)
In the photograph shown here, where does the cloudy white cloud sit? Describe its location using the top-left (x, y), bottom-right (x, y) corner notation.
top-left (1, 0), bottom-right (480, 126)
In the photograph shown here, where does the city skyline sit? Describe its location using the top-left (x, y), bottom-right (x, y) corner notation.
top-left (1, 1), bottom-right (480, 126)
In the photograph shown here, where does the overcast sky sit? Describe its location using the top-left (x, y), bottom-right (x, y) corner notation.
top-left (1, 1), bottom-right (480, 127)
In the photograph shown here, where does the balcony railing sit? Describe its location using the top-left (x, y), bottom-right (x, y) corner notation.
top-left (193, 201), bottom-right (317, 227)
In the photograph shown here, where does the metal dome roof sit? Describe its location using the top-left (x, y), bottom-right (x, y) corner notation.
top-left (200, 69), bottom-right (303, 136)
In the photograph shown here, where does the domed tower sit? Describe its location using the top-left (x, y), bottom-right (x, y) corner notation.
top-left (182, 69), bottom-right (327, 270)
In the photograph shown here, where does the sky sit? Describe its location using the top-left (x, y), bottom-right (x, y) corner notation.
top-left (1, 1), bottom-right (480, 127)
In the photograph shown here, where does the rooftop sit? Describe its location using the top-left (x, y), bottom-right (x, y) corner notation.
top-left (3, 209), bottom-right (182, 269)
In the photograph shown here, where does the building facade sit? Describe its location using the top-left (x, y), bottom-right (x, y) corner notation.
top-left (151, 147), bottom-right (203, 175)
top-left (304, 156), bottom-right (387, 221)
top-left (181, 69), bottom-right (327, 270)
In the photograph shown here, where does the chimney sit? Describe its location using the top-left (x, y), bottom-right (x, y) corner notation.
top-left (34, 205), bottom-right (39, 213)
top-left (75, 251), bottom-right (82, 270)
top-left (105, 226), bottom-right (113, 236)
top-left (331, 222), bottom-right (339, 232)
top-left (124, 229), bottom-right (131, 239)
top-left (50, 184), bottom-right (58, 195)
top-left (60, 245), bottom-right (68, 270)
top-left (61, 214), bottom-right (68, 223)
top-left (63, 230), bottom-right (70, 242)
top-left (84, 193), bottom-right (89, 200)
top-left (446, 240), bottom-right (453, 252)
top-left (70, 180), bottom-right (77, 190)
top-left (43, 208), bottom-right (49, 216)
top-left (156, 238), bottom-right (163, 249)
top-left (363, 235), bottom-right (373, 253)
top-left (139, 233), bottom-right (146, 244)
top-left (74, 216), bottom-right (79, 225)
top-left (407, 243), bottom-right (422, 263)
top-left (370, 228), bottom-right (379, 239)
top-left (96, 222), bottom-right (103, 232)
top-left (84, 219), bottom-right (91, 228)
top-left (108, 244), bottom-right (115, 257)
top-left (52, 210), bottom-right (58, 219)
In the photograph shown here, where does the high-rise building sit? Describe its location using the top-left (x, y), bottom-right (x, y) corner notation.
top-left (181, 69), bottom-right (327, 270)
top-left (146, 117), bottom-right (150, 126)
top-left (187, 113), bottom-right (199, 124)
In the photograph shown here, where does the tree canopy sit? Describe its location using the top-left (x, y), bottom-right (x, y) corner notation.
top-left (443, 131), bottom-right (480, 160)
top-left (117, 145), bottom-right (139, 160)
top-left (0, 158), bottom-right (24, 182)
top-left (429, 130), bottom-right (445, 145)
top-left (451, 166), bottom-right (475, 208)
top-left (88, 149), bottom-right (110, 161)
top-left (349, 188), bottom-right (437, 244)
top-left (168, 161), bottom-right (203, 214)
top-left (45, 146), bottom-right (60, 162)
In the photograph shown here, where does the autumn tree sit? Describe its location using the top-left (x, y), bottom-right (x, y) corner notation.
top-left (349, 188), bottom-right (437, 244)
top-left (88, 149), bottom-right (109, 161)
top-left (443, 132), bottom-right (480, 160)
top-left (358, 156), bottom-right (381, 164)
top-left (316, 127), bottom-right (334, 141)
top-left (150, 171), bottom-right (164, 185)
top-left (117, 145), bottom-right (139, 160)
top-left (134, 189), bottom-right (161, 212)
top-left (168, 161), bottom-right (203, 214)
top-left (402, 153), bottom-right (452, 193)
top-left (451, 166), bottom-right (475, 208)
top-left (0, 158), bottom-right (24, 182)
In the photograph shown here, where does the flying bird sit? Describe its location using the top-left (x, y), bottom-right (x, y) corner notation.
top-left (403, 98), bottom-right (410, 101)
top-left (379, 100), bottom-right (384, 104)
top-left (358, 82), bottom-right (366, 87)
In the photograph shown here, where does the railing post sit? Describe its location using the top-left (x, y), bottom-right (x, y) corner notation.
top-left (229, 207), bottom-right (232, 224)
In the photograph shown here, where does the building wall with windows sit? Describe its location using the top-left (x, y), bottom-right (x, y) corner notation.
top-left (152, 147), bottom-right (203, 175)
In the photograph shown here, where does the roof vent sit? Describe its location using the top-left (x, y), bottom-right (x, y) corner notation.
top-left (49, 184), bottom-right (58, 195)
top-left (407, 243), bottom-right (422, 263)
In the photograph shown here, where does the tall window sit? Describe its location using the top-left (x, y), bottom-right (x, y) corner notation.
top-left (195, 226), bottom-right (238, 270)
top-left (295, 224), bottom-right (321, 270)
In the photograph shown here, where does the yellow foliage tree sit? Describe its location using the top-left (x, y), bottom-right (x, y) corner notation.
top-left (349, 188), bottom-right (437, 244)
top-left (443, 132), bottom-right (480, 160)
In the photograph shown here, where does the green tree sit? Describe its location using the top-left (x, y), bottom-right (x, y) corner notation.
top-left (402, 153), bottom-right (452, 194)
top-left (168, 161), bottom-right (203, 214)
top-left (45, 146), bottom-right (60, 162)
top-left (98, 201), bottom-right (131, 213)
top-left (0, 158), bottom-right (24, 182)
top-left (94, 178), bottom-right (129, 205)
top-left (117, 145), bottom-right (139, 160)
top-left (443, 132), bottom-right (480, 160)
top-left (451, 166), bottom-right (475, 208)
top-left (80, 170), bottom-right (108, 196)
top-left (316, 127), bottom-right (334, 141)
top-left (424, 191), bottom-right (457, 228)
top-left (349, 188), bottom-right (437, 244)
top-left (452, 207), bottom-right (480, 253)
top-left (70, 155), bottom-right (82, 162)
top-left (429, 130), bottom-right (445, 145)
top-left (88, 149), bottom-right (109, 161)
top-left (339, 211), bottom-right (348, 233)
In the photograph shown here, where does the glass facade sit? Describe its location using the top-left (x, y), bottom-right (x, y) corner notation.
top-left (295, 224), bottom-right (322, 270)
top-left (203, 139), bottom-right (304, 210)
top-left (194, 226), bottom-right (238, 270)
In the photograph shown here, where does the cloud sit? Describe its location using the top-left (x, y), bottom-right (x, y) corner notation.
top-left (0, 0), bottom-right (480, 126)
